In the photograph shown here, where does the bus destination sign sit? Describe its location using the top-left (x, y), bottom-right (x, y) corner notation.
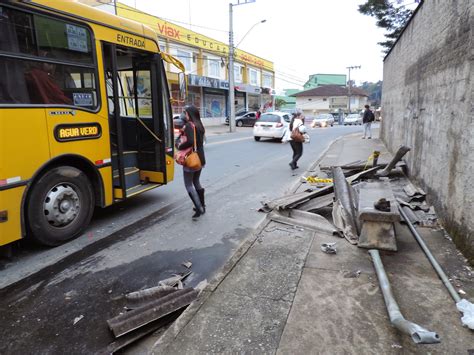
top-left (54, 123), bottom-right (102, 142)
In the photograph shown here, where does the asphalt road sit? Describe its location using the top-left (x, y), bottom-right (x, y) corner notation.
top-left (0, 124), bottom-right (364, 354)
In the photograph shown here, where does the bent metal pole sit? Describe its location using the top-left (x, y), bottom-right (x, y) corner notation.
top-left (398, 205), bottom-right (461, 303)
top-left (369, 249), bottom-right (441, 344)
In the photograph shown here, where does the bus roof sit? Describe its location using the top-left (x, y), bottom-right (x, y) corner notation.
top-left (23, 0), bottom-right (158, 42)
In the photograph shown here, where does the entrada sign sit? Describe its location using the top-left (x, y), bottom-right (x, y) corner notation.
top-left (116, 33), bottom-right (145, 49)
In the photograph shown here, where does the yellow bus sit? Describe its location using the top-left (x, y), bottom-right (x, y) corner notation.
top-left (0, 0), bottom-right (180, 247)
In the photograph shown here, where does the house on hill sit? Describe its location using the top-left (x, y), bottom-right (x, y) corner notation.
top-left (291, 85), bottom-right (368, 116)
top-left (303, 74), bottom-right (346, 90)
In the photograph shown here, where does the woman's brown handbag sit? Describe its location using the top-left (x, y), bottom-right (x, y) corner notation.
top-left (184, 123), bottom-right (202, 170)
top-left (290, 126), bottom-right (305, 143)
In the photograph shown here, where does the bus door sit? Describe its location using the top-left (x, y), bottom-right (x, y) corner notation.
top-left (102, 43), bottom-right (167, 200)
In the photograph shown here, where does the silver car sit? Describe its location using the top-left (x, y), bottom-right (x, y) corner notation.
top-left (344, 113), bottom-right (363, 125)
top-left (253, 112), bottom-right (291, 141)
top-left (311, 114), bottom-right (335, 128)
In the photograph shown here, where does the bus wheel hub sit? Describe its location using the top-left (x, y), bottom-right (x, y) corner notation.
top-left (44, 184), bottom-right (80, 227)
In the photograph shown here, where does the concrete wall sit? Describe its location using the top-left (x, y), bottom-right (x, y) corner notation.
top-left (381, 0), bottom-right (473, 262)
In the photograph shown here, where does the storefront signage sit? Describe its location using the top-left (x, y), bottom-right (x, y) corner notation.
top-left (54, 123), bottom-right (102, 142)
top-left (235, 84), bottom-right (261, 94)
top-left (116, 3), bottom-right (274, 71)
top-left (188, 74), bottom-right (229, 90)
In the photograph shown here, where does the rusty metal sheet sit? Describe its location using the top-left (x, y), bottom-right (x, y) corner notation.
top-left (296, 193), bottom-right (334, 212)
top-left (107, 288), bottom-right (199, 338)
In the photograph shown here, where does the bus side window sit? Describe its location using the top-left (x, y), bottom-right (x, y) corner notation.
top-left (0, 5), bottom-right (98, 108)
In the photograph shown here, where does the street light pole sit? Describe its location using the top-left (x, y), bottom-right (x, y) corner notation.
top-left (346, 65), bottom-right (361, 113)
top-left (228, 3), bottom-right (236, 132)
top-left (228, 0), bottom-right (257, 133)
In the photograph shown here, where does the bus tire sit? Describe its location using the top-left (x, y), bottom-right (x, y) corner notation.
top-left (27, 166), bottom-right (95, 246)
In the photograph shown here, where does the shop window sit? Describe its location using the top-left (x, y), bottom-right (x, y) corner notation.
top-left (249, 68), bottom-right (259, 86)
top-left (159, 42), bottom-right (167, 53)
top-left (234, 64), bottom-right (242, 83)
top-left (209, 58), bottom-right (220, 78)
top-left (177, 49), bottom-right (191, 72)
top-left (262, 72), bottom-right (273, 88)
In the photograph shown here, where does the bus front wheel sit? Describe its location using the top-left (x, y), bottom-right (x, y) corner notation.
top-left (27, 166), bottom-right (95, 246)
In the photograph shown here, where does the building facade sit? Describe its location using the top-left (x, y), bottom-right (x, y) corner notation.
top-left (292, 85), bottom-right (368, 116)
top-left (303, 73), bottom-right (346, 90)
top-left (85, 2), bottom-right (275, 125)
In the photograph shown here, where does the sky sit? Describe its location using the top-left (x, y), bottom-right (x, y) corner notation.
top-left (117, 0), bottom-right (397, 91)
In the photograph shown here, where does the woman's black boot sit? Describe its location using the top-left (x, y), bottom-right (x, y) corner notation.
top-left (197, 188), bottom-right (206, 213)
top-left (188, 192), bottom-right (204, 219)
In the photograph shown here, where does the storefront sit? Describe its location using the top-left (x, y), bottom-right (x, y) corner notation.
top-left (235, 92), bottom-right (246, 113)
top-left (261, 87), bottom-right (276, 112)
top-left (170, 83), bottom-right (202, 115)
top-left (186, 74), bottom-right (229, 120)
top-left (236, 84), bottom-right (261, 111)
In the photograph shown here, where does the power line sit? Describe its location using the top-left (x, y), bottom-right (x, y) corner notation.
top-left (89, 4), bottom-right (308, 86)
top-left (163, 45), bottom-right (306, 82)
top-left (99, 2), bottom-right (228, 33)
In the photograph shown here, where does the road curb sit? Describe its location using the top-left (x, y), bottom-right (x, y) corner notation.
top-left (150, 132), bottom-right (352, 353)
top-left (287, 134), bottom-right (348, 194)
top-left (151, 215), bottom-right (272, 354)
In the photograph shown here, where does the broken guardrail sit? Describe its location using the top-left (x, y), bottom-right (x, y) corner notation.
top-left (369, 249), bottom-right (441, 344)
top-left (399, 205), bottom-right (474, 330)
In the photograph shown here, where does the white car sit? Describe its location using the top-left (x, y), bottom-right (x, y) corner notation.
top-left (311, 114), bottom-right (334, 128)
top-left (344, 113), bottom-right (363, 125)
top-left (253, 112), bottom-right (291, 141)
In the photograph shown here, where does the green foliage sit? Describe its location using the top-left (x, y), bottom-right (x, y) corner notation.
top-left (358, 81), bottom-right (383, 106)
top-left (358, 0), bottom-right (417, 52)
top-left (274, 98), bottom-right (288, 110)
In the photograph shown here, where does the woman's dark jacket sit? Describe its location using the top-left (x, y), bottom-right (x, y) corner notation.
top-left (177, 122), bottom-right (206, 167)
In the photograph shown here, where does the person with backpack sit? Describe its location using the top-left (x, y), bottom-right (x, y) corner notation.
top-left (286, 112), bottom-right (307, 170)
top-left (362, 104), bottom-right (375, 139)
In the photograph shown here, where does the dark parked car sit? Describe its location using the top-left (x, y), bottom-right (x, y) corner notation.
top-left (225, 111), bottom-right (257, 127)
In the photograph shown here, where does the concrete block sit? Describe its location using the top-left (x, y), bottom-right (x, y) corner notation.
top-left (358, 221), bottom-right (397, 252)
top-left (357, 181), bottom-right (400, 223)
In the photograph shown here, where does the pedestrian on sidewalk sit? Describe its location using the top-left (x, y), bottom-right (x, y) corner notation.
top-left (176, 105), bottom-right (206, 219)
top-left (362, 104), bottom-right (375, 139)
top-left (285, 112), bottom-right (307, 170)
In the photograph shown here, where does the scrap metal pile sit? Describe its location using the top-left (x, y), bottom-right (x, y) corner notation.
top-left (261, 146), bottom-right (474, 344)
top-left (104, 266), bottom-right (201, 354)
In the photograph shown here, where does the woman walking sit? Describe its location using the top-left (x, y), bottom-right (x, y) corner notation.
top-left (176, 105), bottom-right (206, 219)
top-left (287, 112), bottom-right (305, 170)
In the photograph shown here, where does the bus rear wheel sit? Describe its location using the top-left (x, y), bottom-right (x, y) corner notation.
top-left (27, 166), bottom-right (94, 246)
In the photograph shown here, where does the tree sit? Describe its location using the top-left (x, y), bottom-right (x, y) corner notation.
top-left (358, 0), bottom-right (419, 52)
top-left (274, 98), bottom-right (288, 111)
top-left (358, 81), bottom-right (383, 107)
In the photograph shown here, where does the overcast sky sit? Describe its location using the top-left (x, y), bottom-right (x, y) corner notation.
top-left (119, 0), bottom-right (407, 91)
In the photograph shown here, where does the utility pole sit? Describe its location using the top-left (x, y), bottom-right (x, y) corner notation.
top-left (228, 0), bottom-right (257, 133)
top-left (229, 3), bottom-right (235, 132)
top-left (346, 65), bottom-right (361, 113)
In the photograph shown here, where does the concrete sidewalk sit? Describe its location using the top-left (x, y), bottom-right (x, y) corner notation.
top-left (150, 130), bottom-right (474, 354)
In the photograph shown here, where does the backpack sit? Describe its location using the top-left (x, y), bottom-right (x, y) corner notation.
top-left (290, 126), bottom-right (305, 143)
top-left (368, 110), bottom-right (375, 122)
